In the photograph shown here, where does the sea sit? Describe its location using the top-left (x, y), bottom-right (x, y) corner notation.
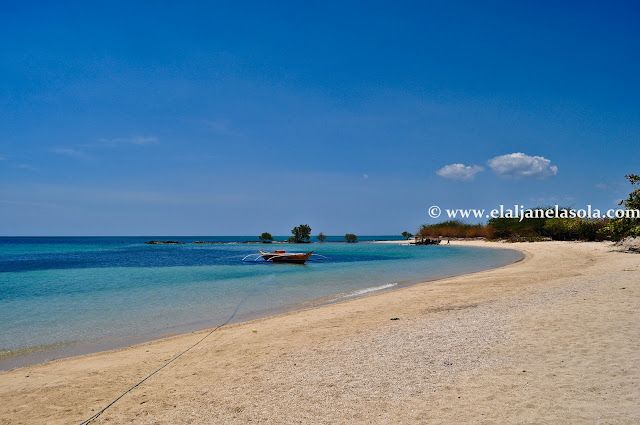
top-left (0, 236), bottom-right (523, 369)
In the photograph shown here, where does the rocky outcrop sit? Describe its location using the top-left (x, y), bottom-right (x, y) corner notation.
top-left (614, 236), bottom-right (640, 253)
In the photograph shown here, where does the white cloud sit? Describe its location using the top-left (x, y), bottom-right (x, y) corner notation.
top-left (487, 153), bottom-right (558, 179)
top-left (529, 196), bottom-right (559, 204)
top-left (205, 119), bottom-right (244, 137)
top-left (50, 147), bottom-right (86, 157)
top-left (129, 136), bottom-right (158, 145)
top-left (15, 164), bottom-right (36, 170)
top-left (436, 164), bottom-right (484, 181)
top-left (98, 136), bottom-right (158, 146)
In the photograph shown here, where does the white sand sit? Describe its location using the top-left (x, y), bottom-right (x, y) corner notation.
top-left (1, 241), bottom-right (638, 424)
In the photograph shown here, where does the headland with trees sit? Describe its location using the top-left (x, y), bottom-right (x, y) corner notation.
top-left (419, 174), bottom-right (640, 243)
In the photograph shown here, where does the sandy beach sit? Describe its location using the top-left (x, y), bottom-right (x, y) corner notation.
top-left (1, 240), bottom-right (639, 424)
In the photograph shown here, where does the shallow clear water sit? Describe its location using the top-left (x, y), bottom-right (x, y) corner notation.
top-left (0, 237), bottom-right (522, 368)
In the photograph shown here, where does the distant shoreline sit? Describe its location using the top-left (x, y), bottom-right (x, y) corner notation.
top-left (0, 235), bottom-right (405, 241)
top-left (145, 239), bottom-right (412, 245)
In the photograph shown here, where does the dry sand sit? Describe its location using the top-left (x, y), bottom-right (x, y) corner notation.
top-left (1, 241), bottom-right (639, 424)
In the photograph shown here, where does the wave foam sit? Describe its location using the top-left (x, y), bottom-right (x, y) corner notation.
top-left (336, 282), bottom-right (398, 300)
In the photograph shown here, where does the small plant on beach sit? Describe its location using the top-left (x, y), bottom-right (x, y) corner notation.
top-left (401, 231), bottom-right (413, 239)
top-left (317, 232), bottom-right (327, 242)
top-left (258, 232), bottom-right (273, 243)
top-left (290, 224), bottom-right (312, 243)
top-left (345, 233), bottom-right (358, 243)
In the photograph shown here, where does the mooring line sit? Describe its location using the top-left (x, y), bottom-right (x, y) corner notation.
top-left (78, 275), bottom-right (273, 425)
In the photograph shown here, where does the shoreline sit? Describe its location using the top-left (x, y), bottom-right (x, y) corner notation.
top-left (0, 241), bottom-right (522, 371)
top-left (2, 240), bottom-right (638, 424)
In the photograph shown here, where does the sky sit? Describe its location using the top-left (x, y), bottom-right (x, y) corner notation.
top-left (1, 1), bottom-right (639, 236)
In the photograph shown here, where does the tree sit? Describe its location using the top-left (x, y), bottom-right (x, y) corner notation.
top-left (621, 174), bottom-right (640, 211)
top-left (401, 231), bottom-right (413, 240)
top-left (345, 233), bottom-right (357, 243)
top-left (317, 232), bottom-right (327, 242)
top-left (258, 232), bottom-right (273, 243)
top-left (290, 224), bottom-right (312, 243)
top-left (605, 174), bottom-right (640, 238)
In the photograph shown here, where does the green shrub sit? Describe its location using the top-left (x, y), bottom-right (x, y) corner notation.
top-left (290, 224), bottom-right (312, 243)
top-left (419, 220), bottom-right (494, 238)
top-left (603, 174), bottom-right (640, 239)
top-left (258, 232), bottom-right (273, 243)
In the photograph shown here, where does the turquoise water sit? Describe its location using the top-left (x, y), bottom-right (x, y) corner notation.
top-left (0, 237), bottom-right (522, 368)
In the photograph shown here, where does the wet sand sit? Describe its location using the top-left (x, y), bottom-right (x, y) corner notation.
top-left (1, 241), bottom-right (638, 424)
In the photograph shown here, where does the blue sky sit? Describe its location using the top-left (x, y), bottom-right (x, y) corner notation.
top-left (1, 1), bottom-right (639, 236)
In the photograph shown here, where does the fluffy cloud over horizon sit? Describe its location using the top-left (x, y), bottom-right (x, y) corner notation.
top-left (487, 152), bottom-right (558, 179)
top-left (436, 163), bottom-right (485, 181)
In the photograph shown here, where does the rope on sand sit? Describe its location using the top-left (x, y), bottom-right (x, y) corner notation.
top-left (78, 275), bottom-right (273, 425)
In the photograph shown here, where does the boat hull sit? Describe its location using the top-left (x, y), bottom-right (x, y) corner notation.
top-left (259, 251), bottom-right (314, 264)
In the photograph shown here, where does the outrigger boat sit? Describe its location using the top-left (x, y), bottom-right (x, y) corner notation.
top-left (242, 250), bottom-right (327, 264)
top-left (259, 250), bottom-right (313, 263)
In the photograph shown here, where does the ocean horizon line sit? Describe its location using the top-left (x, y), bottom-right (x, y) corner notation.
top-left (0, 235), bottom-right (403, 238)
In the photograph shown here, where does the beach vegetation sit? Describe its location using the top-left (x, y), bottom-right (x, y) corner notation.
top-left (345, 233), bottom-right (358, 243)
top-left (258, 232), bottom-right (273, 243)
top-left (604, 174), bottom-right (640, 238)
top-left (419, 215), bottom-right (612, 242)
top-left (486, 206), bottom-right (613, 241)
top-left (317, 232), bottom-right (327, 242)
top-left (420, 176), bottom-right (640, 242)
top-left (401, 231), bottom-right (413, 239)
top-left (290, 224), bottom-right (312, 243)
top-left (419, 220), bottom-right (494, 239)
